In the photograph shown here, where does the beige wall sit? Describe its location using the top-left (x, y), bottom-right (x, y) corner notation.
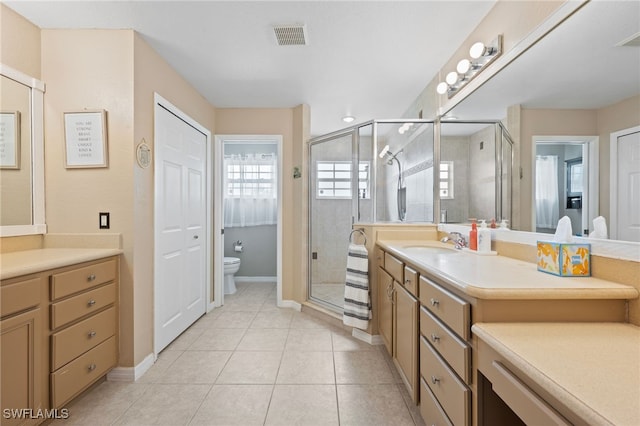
top-left (0, 3), bottom-right (41, 79)
top-left (132, 33), bottom-right (216, 365)
top-left (41, 29), bottom-right (137, 365)
top-left (596, 95), bottom-right (640, 222)
top-left (215, 107), bottom-right (309, 303)
top-left (518, 95), bottom-right (640, 233)
top-left (519, 108), bottom-right (597, 231)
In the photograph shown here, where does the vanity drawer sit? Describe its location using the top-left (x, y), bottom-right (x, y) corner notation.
top-left (420, 377), bottom-right (453, 426)
top-left (420, 336), bottom-right (470, 426)
top-left (1, 276), bottom-right (42, 318)
top-left (384, 253), bottom-right (404, 283)
top-left (50, 335), bottom-right (117, 408)
top-left (403, 266), bottom-right (418, 297)
top-left (51, 283), bottom-right (116, 330)
top-left (51, 307), bottom-right (116, 370)
top-left (50, 259), bottom-right (117, 301)
top-left (420, 276), bottom-right (470, 340)
top-left (420, 306), bottom-right (470, 384)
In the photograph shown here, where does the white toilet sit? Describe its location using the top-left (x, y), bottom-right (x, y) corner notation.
top-left (223, 257), bottom-right (241, 294)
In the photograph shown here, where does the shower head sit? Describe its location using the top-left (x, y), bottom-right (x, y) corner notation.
top-left (378, 144), bottom-right (402, 165)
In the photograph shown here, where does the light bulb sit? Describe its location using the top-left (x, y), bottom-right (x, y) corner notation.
top-left (445, 71), bottom-right (458, 85)
top-left (469, 42), bottom-right (486, 59)
top-left (436, 82), bottom-right (448, 94)
top-left (342, 116), bottom-right (355, 123)
top-left (456, 59), bottom-right (471, 74)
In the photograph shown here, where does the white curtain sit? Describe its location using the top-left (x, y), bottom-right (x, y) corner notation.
top-left (224, 154), bottom-right (277, 228)
top-left (535, 155), bottom-right (559, 228)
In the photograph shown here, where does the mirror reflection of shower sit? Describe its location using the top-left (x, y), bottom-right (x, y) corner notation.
top-left (379, 144), bottom-right (406, 221)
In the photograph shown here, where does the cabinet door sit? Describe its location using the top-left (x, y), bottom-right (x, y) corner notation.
top-left (394, 282), bottom-right (419, 403)
top-left (377, 267), bottom-right (393, 355)
top-left (1, 308), bottom-right (42, 426)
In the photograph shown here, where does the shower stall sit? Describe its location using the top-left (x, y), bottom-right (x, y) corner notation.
top-left (308, 119), bottom-right (512, 312)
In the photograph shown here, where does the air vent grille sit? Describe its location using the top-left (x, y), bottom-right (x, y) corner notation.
top-left (273, 24), bottom-right (308, 46)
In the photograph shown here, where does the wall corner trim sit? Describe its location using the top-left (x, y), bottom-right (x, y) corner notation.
top-left (352, 328), bottom-right (384, 345)
top-left (278, 299), bottom-right (302, 312)
top-left (107, 353), bottom-right (155, 382)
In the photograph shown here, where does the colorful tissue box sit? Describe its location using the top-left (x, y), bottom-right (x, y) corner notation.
top-left (537, 241), bottom-right (591, 277)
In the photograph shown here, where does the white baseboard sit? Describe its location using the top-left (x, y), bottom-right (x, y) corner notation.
top-left (235, 276), bottom-right (277, 283)
top-left (107, 353), bottom-right (154, 382)
top-left (278, 299), bottom-right (302, 311)
top-left (352, 328), bottom-right (384, 345)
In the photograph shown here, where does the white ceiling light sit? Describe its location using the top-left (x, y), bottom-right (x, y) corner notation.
top-left (342, 116), bottom-right (355, 123)
top-left (437, 35), bottom-right (503, 99)
top-left (436, 82), bottom-right (448, 95)
top-left (445, 71), bottom-right (458, 85)
top-left (456, 59), bottom-right (471, 74)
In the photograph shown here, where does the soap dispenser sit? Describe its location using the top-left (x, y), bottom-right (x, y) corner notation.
top-left (469, 220), bottom-right (478, 251)
top-left (478, 220), bottom-right (491, 253)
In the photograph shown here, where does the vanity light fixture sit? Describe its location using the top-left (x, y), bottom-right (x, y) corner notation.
top-left (436, 34), bottom-right (502, 99)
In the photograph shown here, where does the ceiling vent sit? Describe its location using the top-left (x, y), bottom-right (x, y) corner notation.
top-left (273, 24), bottom-right (308, 46)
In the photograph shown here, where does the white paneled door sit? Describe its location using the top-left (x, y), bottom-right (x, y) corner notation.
top-left (154, 101), bottom-right (207, 353)
top-left (615, 130), bottom-right (640, 242)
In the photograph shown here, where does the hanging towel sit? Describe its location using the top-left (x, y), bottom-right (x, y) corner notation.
top-left (343, 242), bottom-right (371, 330)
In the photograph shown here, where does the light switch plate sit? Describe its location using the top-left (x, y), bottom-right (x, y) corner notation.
top-left (99, 212), bottom-right (110, 229)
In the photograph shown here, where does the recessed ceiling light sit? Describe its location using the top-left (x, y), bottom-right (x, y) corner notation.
top-left (342, 116), bottom-right (355, 123)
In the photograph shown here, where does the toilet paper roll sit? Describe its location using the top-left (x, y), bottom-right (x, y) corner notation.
top-left (234, 245), bottom-right (243, 253)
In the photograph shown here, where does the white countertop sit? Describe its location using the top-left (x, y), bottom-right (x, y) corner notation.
top-left (472, 322), bottom-right (640, 426)
top-left (0, 248), bottom-right (122, 280)
top-left (378, 240), bottom-right (638, 300)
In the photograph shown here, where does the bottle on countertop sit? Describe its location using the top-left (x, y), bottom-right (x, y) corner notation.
top-left (490, 218), bottom-right (497, 229)
top-left (478, 220), bottom-right (491, 253)
top-left (469, 220), bottom-right (478, 251)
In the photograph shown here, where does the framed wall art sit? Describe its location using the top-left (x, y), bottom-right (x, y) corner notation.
top-left (64, 110), bottom-right (108, 168)
top-left (0, 111), bottom-right (20, 169)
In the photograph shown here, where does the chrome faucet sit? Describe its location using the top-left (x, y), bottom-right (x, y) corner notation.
top-left (440, 232), bottom-right (467, 249)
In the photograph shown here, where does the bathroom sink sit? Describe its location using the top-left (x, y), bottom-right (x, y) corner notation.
top-left (401, 246), bottom-right (458, 256)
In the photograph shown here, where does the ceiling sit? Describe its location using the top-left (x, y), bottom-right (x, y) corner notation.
top-left (5, 0), bottom-right (497, 137)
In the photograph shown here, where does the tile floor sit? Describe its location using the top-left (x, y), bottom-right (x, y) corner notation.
top-left (53, 281), bottom-right (424, 426)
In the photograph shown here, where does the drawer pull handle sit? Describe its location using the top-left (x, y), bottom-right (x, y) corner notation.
top-left (88, 363), bottom-right (97, 372)
top-left (88, 331), bottom-right (97, 338)
top-left (430, 298), bottom-right (440, 307)
top-left (404, 279), bottom-right (411, 285)
top-left (431, 376), bottom-right (440, 385)
top-left (87, 274), bottom-right (96, 282)
top-left (431, 334), bottom-right (440, 343)
top-left (87, 299), bottom-right (96, 307)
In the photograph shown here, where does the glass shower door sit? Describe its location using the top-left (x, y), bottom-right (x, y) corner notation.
top-left (309, 131), bottom-right (357, 311)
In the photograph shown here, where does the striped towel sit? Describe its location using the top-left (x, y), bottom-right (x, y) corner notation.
top-left (343, 242), bottom-right (371, 330)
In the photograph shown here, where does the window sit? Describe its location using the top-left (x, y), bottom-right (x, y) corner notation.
top-left (316, 161), bottom-right (370, 199)
top-left (439, 161), bottom-right (454, 199)
top-left (226, 161), bottom-right (276, 198)
top-left (566, 157), bottom-right (583, 196)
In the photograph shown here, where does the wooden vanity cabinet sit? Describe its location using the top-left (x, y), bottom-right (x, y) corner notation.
top-left (1, 276), bottom-right (46, 426)
top-left (0, 255), bottom-right (119, 425)
top-left (49, 258), bottom-right (119, 408)
top-left (393, 280), bottom-right (419, 403)
top-left (378, 252), bottom-right (419, 404)
top-left (419, 274), bottom-right (471, 426)
top-left (377, 267), bottom-right (394, 354)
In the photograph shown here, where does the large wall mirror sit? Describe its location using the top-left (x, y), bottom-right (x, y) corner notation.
top-left (443, 1), bottom-right (640, 243)
top-left (0, 64), bottom-right (46, 236)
